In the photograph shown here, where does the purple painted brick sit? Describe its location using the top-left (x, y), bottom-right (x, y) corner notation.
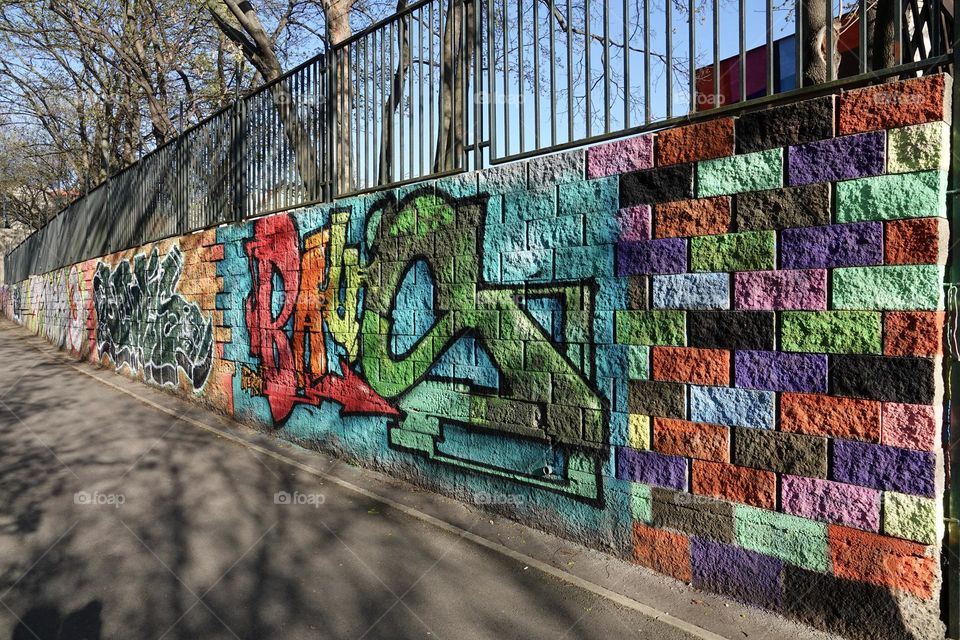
top-left (787, 131), bottom-right (885, 186)
top-left (832, 439), bottom-right (936, 497)
top-left (617, 238), bottom-right (688, 275)
top-left (615, 447), bottom-right (687, 490)
top-left (734, 269), bottom-right (827, 310)
top-left (734, 351), bottom-right (827, 393)
top-left (781, 475), bottom-right (881, 531)
top-left (587, 135), bottom-right (654, 178)
top-left (616, 205), bottom-right (651, 241)
top-left (780, 222), bottom-right (883, 269)
top-left (691, 537), bottom-right (783, 608)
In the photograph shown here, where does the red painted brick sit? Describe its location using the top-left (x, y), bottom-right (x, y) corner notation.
top-left (655, 197), bottom-right (731, 238)
top-left (652, 346), bottom-right (730, 386)
top-left (884, 311), bottom-right (944, 357)
top-left (655, 118), bottom-right (735, 166)
top-left (633, 522), bottom-right (692, 582)
top-left (653, 418), bottom-right (730, 462)
top-left (691, 460), bottom-right (776, 509)
top-left (829, 525), bottom-right (937, 599)
top-left (780, 393), bottom-right (881, 442)
top-left (839, 74), bottom-right (950, 135)
top-left (884, 218), bottom-right (948, 265)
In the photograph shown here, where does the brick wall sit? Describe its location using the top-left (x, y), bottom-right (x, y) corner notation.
top-left (2, 73), bottom-right (953, 639)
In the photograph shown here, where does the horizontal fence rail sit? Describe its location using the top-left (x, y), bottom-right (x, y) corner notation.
top-left (5, 0), bottom-right (954, 283)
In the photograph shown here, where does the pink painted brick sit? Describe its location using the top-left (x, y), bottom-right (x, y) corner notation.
top-left (587, 135), bottom-right (654, 178)
top-left (617, 205), bottom-right (652, 241)
top-left (781, 475), bottom-right (881, 531)
top-left (734, 269), bottom-right (827, 310)
top-left (882, 403), bottom-right (938, 451)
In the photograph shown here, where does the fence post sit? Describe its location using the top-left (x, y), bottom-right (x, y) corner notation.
top-left (232, 97), bottom-right (246, 222)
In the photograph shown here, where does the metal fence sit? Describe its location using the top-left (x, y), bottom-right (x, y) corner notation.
top-left (5, 0), bottom-right (955, 283)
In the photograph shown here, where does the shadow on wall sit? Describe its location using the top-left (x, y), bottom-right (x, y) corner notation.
top-left (12, 601), bottom-right (102, 640)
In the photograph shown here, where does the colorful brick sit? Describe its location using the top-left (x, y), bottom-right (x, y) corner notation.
top-left (586, 135), bottom-right (654, 178)
top-left (832, 440), bottom-right (936, 497)
top-left (620, 164), bottom-right (695, 206)
top-left (733, 270), bottom-right (827, 310)
top-left (734, 505), bottom-right (830, 571)
top-left (616, 447), bottom-right (688, 490)
top-left (617, 238), bottom-right (688, 275)
top-left (884, 311), bottom-right (944, 357)
top-left (786, 131), bottom-right (885, 185)
top-left (690, 538), bottom-right (783, 609)
top-left (829, 525), bottom-right (937, 599)
top-left (686, 311), bottom-right (775, 350)
top-left (696, 149), bottom-right (783, 197)
top-left (829, 354), bottom-right (938, 405)
top-left (780, 311), bottom-right (882, 354)
top-left (832, 265), bottom-right (943, 311)
top-left (656, 118), bottom-right (734, 165)
top-left (883, 491), bottom-right (940, 545)
top-left (690, 385), bottom-right (774, 430)
top-left (632, 522), bottom-right (692, 582)
top-left (779, 222), bottom-right (883, 269)
top-left (615, 310), bottom-right (685, 346)
top-left (780, 393), bottom-right (881, 441)
top-left (733, 183), bottom-right (831, 231)
top-left (735, 95), bottom-right (835, 153)
top-left (781, 475), bottom-right (881, 531)
top-left (655, 197), bottom-right (731, 238)
top-left (692, 461), bottom-right (776, 509)
top-left (734, 351), bottom-right (827, 393)
top-left (652, 272), bottom-right (730, 309)
top-left (887, 121), bottom-right (950, 173)
top-left (884, 217), bottom-right (948, 265)
top-left (690, 231), bottom-right (775, 272)
top-left (838, 73), bottom-right (950, 135)
top-left (653, 417), bottom-right (729, 462)
top-left (652, 347), bottom-right (730, 386)
top-left (732, 429), bottom-right (827, 477)
top-left (881, 402), bottom-right (938, 451)
top-left (835, 171), bottom-right (947, 222)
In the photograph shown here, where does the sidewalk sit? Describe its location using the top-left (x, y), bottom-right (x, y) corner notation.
top-left (0, 320), bottom-right (837, 640)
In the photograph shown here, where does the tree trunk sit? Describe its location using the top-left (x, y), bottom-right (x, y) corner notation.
top-left (379, 1), bottom-right (411, 184)
top-left (800, 0), bottom-right (839, 85)
top-left (325, 0), bottom-right (354, 194)
top-left (433, 0), bottom-right (474, 174)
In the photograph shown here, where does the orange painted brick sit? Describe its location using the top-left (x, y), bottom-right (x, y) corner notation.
top-left (655, 197), bottom-right (731, 238)
top-left (654, 418), bottom-right (729, 462)
top-left (884, 311), bottom-right (944, 357)
top-left (839, 74), bottom-right (950, 134)
top-left (655, 118), bottom-right (734, 166)
top-left (633, 522), bottom-right (692, 582)
top-left (884, 218), bottom-right (948, 265)
top-left (691, 460), bottom-right (775, 509)
top-left (829, 525), bottom-right (937, 599)
top-left (780, 393), bottom-right (881, 442)
top-left (652, 346), bottom-right (730, 386)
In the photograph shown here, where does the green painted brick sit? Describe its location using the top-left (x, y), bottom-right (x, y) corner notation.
top-left (630, 482), bottom-right (653, 523)
top-left (735, 505), bottom-right (829, 572)
top-left (887, 122), bottom-right (950, 173)
top-left (883, 491), bottom-right (940, 545)
top-left (833, 265), bottom-right (944, 311)
top-left (627, 345), bottom-right (650, 380)
top-left (781, 311), bottom-right (882, 354)
top-left (836, 171), bottom-right (947, 222)
top-left (696, 149), bottom-right (783, 197)
top-left (690, 231), bottom-right (775, 271)
top-left (615, 310), bottom-right (685, 346)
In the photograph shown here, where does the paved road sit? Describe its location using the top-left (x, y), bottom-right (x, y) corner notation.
top-left (0, 321), bottom-right (833, 640)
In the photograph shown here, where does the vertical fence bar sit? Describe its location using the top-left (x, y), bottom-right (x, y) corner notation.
top-left (739, 0), bottom-right (746, 102)
top-left (550, 0), bottom-right (558, 146)
top-left (488, 0), bottom-right (497, 158)
top-left (666, 0), bottom-right (672, 117)
top-left (644, 0), bottom-right (651, 121)
top-left (585, 0), bottom-right (591, 136)
top-left (766, 0), bottom-right (773, 93)
top-left (689, 0), bottom-right (696, 111)
top-left (603, 0), bottom-right (611, 132)
top-left (518, 0), bottom-right (526, 153)
top-left (534, 0), bottom-right (542, 148)
top-left (623, 0), bottom-right (630, 125)
top-left (826, 0), bottom-right (835, 81)
top-left (712, 0), bottom-right (719, 107)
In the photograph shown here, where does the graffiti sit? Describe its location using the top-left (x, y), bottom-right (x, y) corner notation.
top-left (360, 190), bottom-right (607, 500)
top-left (243, 214), bottom-right (395, 422)
top-left (23, 266), bottom-right (88, 354)
top-left (92, 246), bottom-right (213, 390)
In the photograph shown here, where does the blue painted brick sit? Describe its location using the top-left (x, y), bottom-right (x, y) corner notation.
top-left (653, 273), bottom-right (730, 309)
top-left (690, 385), bottom-right (775, 430)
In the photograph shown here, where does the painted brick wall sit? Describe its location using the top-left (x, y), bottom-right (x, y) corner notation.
top-left (1, 73), bottom-right (953, 639)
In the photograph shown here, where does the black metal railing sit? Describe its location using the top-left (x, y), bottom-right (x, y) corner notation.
top-left (5, 0), bottom-right (954, 283)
